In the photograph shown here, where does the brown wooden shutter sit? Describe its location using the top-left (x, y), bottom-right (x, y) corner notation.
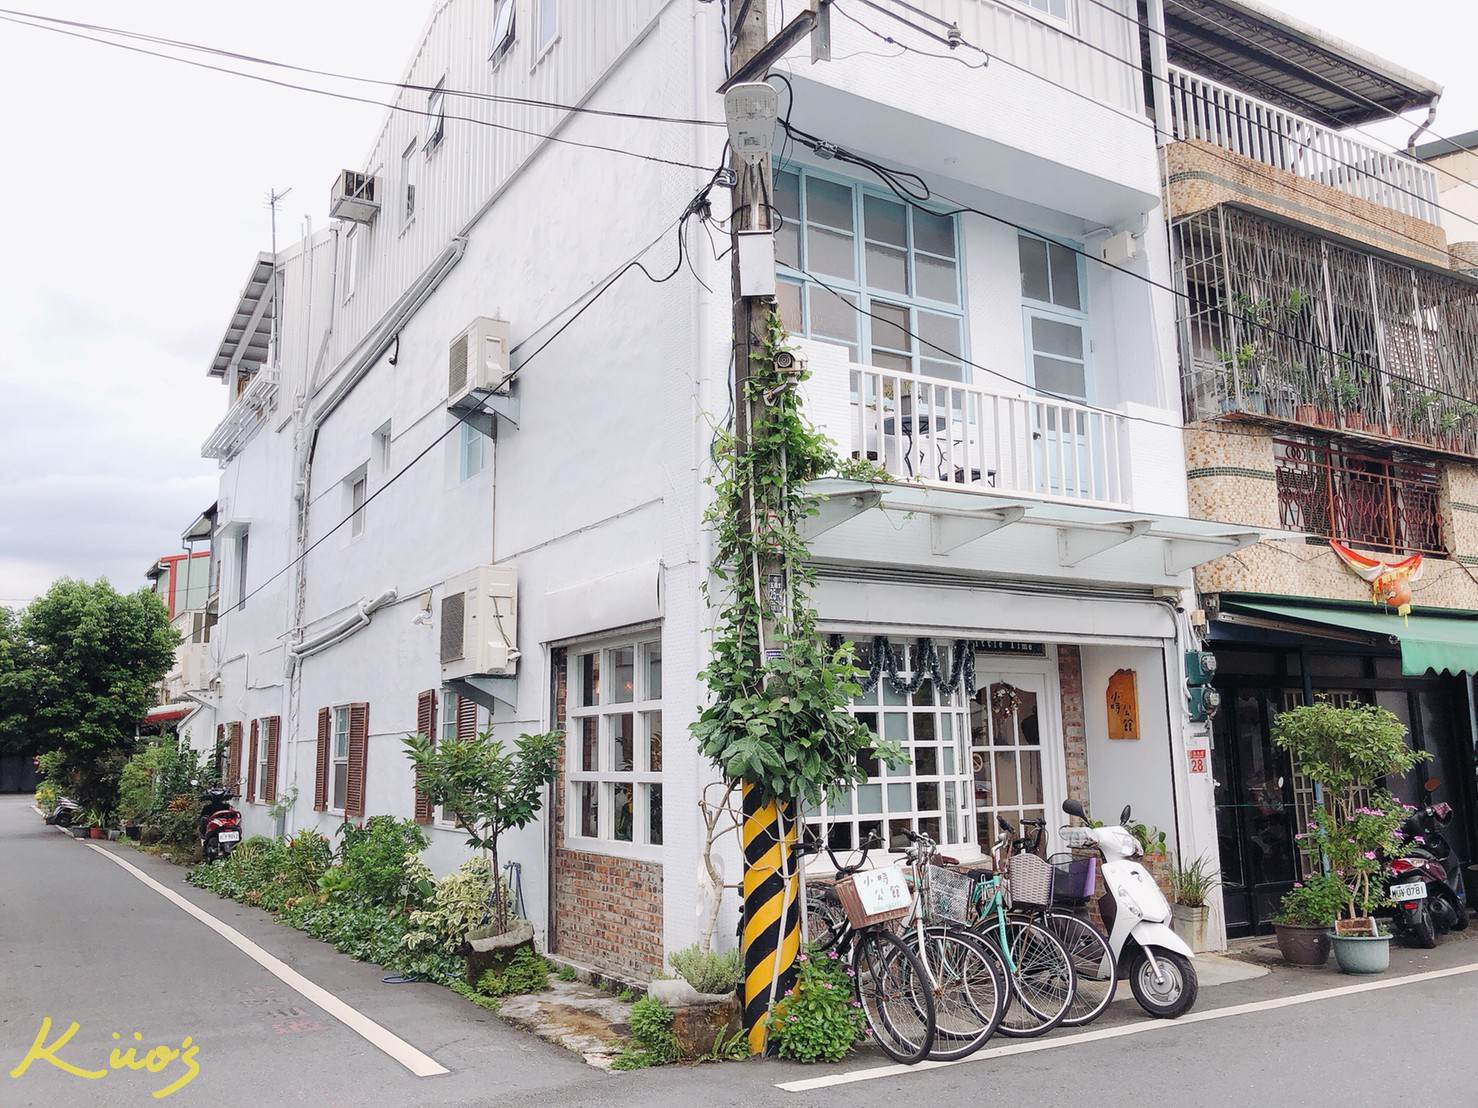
top-left (264, 716), bottom-right (281, 804)
top-left (314, 708), bottom-right (330, 811)
top-left (456, 695), bottom-right (477, 740)
top-left (414, 690), bottom-right (437, 824)
top-left (227, 723), bottom-right (243, 793)
top-left (215, 724), bottom-right (226, 777)
top-left (246, 720), bottom-right (259, 803)
top-left (345, 702), bottom-right (369, 819)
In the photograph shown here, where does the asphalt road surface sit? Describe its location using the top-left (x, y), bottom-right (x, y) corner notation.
top-left (3, 793), bottom-right (1476, 1107)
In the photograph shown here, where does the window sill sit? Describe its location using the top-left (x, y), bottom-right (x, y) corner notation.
top-left (399, 216), bottom-right (416, 240)
top-left (561, 833), bottom-right (663, 864)
top-left (530, 32), bottom-right (560, 71)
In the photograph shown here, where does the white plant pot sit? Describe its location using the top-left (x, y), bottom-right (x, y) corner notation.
top-left (1171, 903), bottom-right (1211, 952)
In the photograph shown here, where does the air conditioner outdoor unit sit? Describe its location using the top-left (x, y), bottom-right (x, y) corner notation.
top-left (440, 565), bottom-right (519, 681)
top-left (448, 317), bottom-right (511, 408)
top-left (329, 170), bottom-right (380, 224)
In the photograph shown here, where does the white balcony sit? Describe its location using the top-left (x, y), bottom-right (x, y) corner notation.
top-left (799, 340), bottom-right (1128, 509)
top-left (1166, 65), bottom-right (1440, 225)
top-left (202, 366), bottom-right (280, 466)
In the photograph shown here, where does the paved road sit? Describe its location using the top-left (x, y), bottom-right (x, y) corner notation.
top-left (4, 793), bottom-right (1477, 1107)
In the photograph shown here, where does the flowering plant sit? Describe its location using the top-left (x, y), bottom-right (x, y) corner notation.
top-left (1294, 795), bottom-right (1406, 921)
top-left (768, 948), bottom-right (866, 1063)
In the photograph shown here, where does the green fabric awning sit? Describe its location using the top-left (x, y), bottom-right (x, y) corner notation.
top-left (1221, 596), bottom-right (1478, 677)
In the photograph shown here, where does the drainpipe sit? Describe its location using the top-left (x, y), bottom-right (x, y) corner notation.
top-left (286, 589), bottom-right (398, 671)
top-left (1406, 99), bottom-right (1440, 156)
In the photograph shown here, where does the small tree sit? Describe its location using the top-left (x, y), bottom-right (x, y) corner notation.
top-left (1273, 701), bottom-right (1428, 924)
top-left (403, 727), bottom-right (560, 935)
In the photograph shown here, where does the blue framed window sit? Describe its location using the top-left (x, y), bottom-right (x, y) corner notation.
top-left (773, 168), bottom-right (967, 381)
top-left (1018, 232), bottom-right (1089, 401)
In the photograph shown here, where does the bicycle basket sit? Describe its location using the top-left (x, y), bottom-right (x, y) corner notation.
top-left (833, 868), bottom-right (913, 928)
top-left (1048, 853), bottom-right (1097, 907)
top-left (925, 865), bottom-right (975, 926)
top-left (1007, 852), bottom-right (1055, 908)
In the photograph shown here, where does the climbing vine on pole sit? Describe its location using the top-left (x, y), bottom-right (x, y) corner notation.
top-left (693, 311), bottom-right (905, 804)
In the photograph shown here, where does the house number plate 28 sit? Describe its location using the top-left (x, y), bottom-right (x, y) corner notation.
top-left (853, 866), bottom-right (912, 915)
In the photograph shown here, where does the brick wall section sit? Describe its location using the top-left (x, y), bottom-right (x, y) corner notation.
top-left (1057, 645), bottom-right (1089, 810)
top-left (1165, 140), bottom-right (1450, 269)
top-left (549, 649), bottom-right (665, 981)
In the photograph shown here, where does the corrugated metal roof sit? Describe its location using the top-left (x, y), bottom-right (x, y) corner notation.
top-left (208, 253), bottom-right (277, 379)
top-left (1164, 0), bottom-right (1442, 128)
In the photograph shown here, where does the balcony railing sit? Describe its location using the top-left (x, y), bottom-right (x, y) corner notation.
top-left (1166, 65), bottom-right (1440, 225)
top-left (805, 352), bottom-right (1128, 507)
top-left (202, 366), bottom-right (280, 465)
top-left (1175, 206), bottom-right (1478, 457)
top-left (1276, 437), bottom-right (1445, 557)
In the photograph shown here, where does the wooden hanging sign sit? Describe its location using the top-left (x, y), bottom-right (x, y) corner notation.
top-left (1107, 668), bottom-right (1139, 740)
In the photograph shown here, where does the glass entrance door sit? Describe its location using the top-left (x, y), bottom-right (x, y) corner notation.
top-left (969, 672), bottom-right (1052, 848)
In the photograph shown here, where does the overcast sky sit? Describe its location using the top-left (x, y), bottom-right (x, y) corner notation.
top-left (0, 0), bottom-right (1474, 607)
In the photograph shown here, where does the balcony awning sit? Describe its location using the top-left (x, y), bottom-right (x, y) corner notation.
top-left (208, 253), bottom-right (276, 379)
top-left (182, 502), bottom-right (217, 544)
top-left (804, 479), bottom-right (1282, 574)
top-left (143, 702), bottom-right (192, 725)
top-left (1163, 0), bottom-right (1442, 128)
top-left (1219, 595), bottom-right (1478, 676)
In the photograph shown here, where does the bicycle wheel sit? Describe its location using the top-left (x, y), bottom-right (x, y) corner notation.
top-left (852, 928), bottom-right (937, 1065)
top-left (903, 925), bottom-right (1006, 1061)
top-left (805, 882), bottom-right (847, 952)
top-left (994, 918), bottom-right (1075, 1038)
top-left (1036, 911), bottom-right (1116, 1027)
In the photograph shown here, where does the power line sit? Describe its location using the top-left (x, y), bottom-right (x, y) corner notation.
top-left (233, 177), bottom-right (723, 611)
top-left (0, 6), bottom-right (726, 131)
top-left (0, 13), bottom-right (712, 173)
top-left (775, 116), bottom-right (1478, 430)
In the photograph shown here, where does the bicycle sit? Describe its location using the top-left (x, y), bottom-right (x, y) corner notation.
top-left (964, 820), bottom-right (1077, 1038)
top-left (1000, 817), bottom-right (1117, 1028)
top-left (798, 834), bottom-right (938, 1064)
top-left (897, 830), bottom-right (1007, 1061)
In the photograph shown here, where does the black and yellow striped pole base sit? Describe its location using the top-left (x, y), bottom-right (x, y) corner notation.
top-left (740, 783), bottom-right (802, 1055)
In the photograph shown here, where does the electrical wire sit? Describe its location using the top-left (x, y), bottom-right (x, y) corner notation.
top-left (0, 6), bottom-right (725, 130)
top-left (0, 12), bottom-right (712, 173)
top-left (233, 175), bottom-right (723, 611)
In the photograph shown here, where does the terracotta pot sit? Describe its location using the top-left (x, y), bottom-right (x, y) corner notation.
top-left (1272, 922), bottom-right (1330, 967)
top-left (88, 827), bottom-right (106, 839)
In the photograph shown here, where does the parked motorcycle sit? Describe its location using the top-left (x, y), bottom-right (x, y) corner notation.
top-left (44, 796), bottom-right (81, 827)
top-left (1062, 798), bottom-right (1199, 1019)
top-left (198, 785), bottom-right (242, 862)
top-left (1386, 778), bottom-right (1468, 949)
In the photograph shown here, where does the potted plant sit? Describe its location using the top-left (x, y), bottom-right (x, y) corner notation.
top-left (1130, 821), bottom-right (1171, 899)
top-left (1169, 856), bottom-right (1220, 952)
top-left (403, 726), bottom-right (561, 984)
top-left (1271, 873), bottom-right (1345, 966)
top-left (1273, 702), bottom-right (1428, 975)
top-left (85, 807), bottom-right (109, 839)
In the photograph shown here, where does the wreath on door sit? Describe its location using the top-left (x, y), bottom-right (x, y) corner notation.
top-left (990, 683), bottom-right (1023, 721)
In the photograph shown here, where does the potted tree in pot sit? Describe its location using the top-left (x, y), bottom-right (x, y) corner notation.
top-left (1270, 873), bottom-right (1345, 966)
top-left (1272, 702), bottom-right (1427, 975)
top-left (1169, 856), bottom-right (1220, 952)
top-left (404, 726), bottom-right (560, 984)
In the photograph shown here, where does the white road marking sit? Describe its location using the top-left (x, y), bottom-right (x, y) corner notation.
top-left (82, 842), bottom-right (450, 1078)
top-left (777, 959), bottom-right (1478, 1092)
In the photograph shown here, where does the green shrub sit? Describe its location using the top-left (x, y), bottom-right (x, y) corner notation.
top-left (402, 859), bottom-right (494, 954)
top-left (335, 816), bottom-right (430, 909)
top-left (611, 995), bottom-right (680, 1069)
top-left (556, 964), bottom-right (578, 983)
top-left (1274, 873), bottom-right (1347, 928)
top-left (475, 947), bottom-right (549, 998)
top-left (768, 949), bottom-right (865, 1063)
top-left (667, 945), bottom-right (742, 995)
top-left (35, 782), bottom-right (59, 812)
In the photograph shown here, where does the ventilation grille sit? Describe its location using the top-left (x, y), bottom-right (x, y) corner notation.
top-left (448, 333), bottom-right (469, 398)
top-left (440, 591), bottom-right (466, 664)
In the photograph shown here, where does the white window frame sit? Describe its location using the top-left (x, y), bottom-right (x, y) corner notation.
top-left (1004, 0), bottom-right (1074, 29)
top-left (426, 77), bottom-right (447, 152)
top-left (401, 138), bottom-right (418, 231)
top-left (533, 0), bottom-right (559, 63)
top-left (774, 166), bottom-right (967, 381)
top-left (235, 530), bottom-right (250, 612)
top-left (342, 225), bottom-right (360, 303)
top-left (348, 469), bottom-right (368, 539)
top-left (373, 421), bottom-right (392, 475)
top-left (565, 634), bottom-right (663, 859)
top-left (255, 716), bottom-right (273, 804)
top-left (330, 705), bottom-right (351, 814)
top-left (1019, 231), bottom-right (1090, 401)
top-left (458, 419), bottom-right (485, 481)
top-left (434, 690), bottom-right (465, 829)
top-left (804, 638), bottom-right (977, 863)
top-left (489, 0), bottom-right (517, 65)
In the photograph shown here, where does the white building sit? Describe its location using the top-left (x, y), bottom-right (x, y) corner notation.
top-left (184, 0), bottom-right (1268, 979)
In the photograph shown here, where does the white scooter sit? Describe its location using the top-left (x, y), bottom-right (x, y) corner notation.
top-left (1062, 798), bottom-right (1199, 1018)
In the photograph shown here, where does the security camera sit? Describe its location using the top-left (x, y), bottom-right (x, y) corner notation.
top-left (773, 348), bottom-right (807, 375)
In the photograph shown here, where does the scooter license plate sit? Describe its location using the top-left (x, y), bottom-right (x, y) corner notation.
top-left (217, 831), bottom-right (241, 843)
top-left (1390, 880), bottom-right (1426, 900)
